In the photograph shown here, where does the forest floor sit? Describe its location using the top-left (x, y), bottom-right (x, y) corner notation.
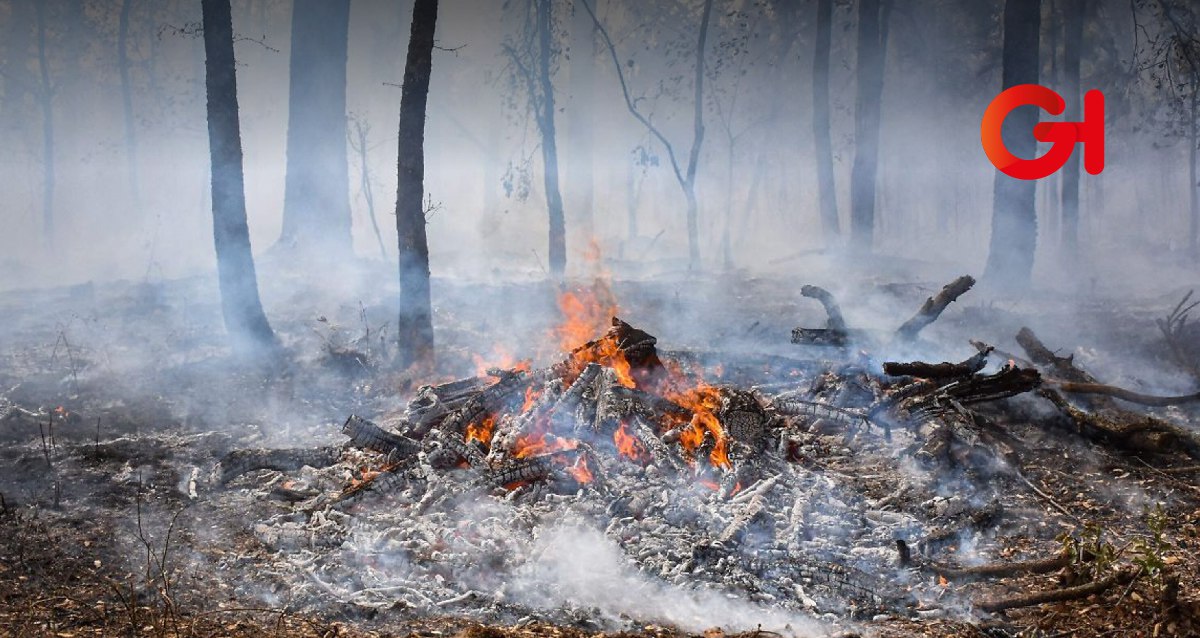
top-left (2, 262), bottom-right (1200, 638)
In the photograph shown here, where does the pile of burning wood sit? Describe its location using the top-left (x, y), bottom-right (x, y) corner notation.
top-left (216, 278), bottom-right (1200, 628)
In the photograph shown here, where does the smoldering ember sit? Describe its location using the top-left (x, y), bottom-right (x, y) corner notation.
top-left (4, 1), bottom-right (1200, 638)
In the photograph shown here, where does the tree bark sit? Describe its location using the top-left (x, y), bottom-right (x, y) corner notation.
top-left (536, 0), bottom-right (567, 277)
top-left (568, 0), bottom-right (597, 241)
top-left (118, 0), bottom-right (142, 220)
top-left (849, 0), bottom-right (889, 253)
top-left (984, 0), bottom-right (1042, 287)
top-left (33, 0), bottom-right (55, 245)
top-left (201, 0), bottom-right (278, 355)
top-left (1059, 0), bottom-right (1082, 256)
top-left (813, 0), bottom-right (840, 241)
top-left (394, 0), bottom-right (438, 368)
top-left (279, 0), bottom-right (353, 258)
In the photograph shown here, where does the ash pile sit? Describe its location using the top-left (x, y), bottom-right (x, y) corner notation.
top-left (217, 277), bottom-right (1088, 633)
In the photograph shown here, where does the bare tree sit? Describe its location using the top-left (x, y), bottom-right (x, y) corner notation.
top-left (504, 0), bottom-right (568, 277)
top-left (118, 0), bottom-right (142, 220)
top-left (567, 0), bottom-right (597, 241)
top-left (32, 0), bottom-right (58, 245)
top-left (394, 0), bottom-right (439, 367)
top-left (583, 0), bottom-right (715, 270)
top-left (278, 0), bottom-right (353, 259)
top-left (984, 0), bottom-right (1042, 287)
top-left (849, 0), bottom-right (892, 253)
top-left (813, 0), bottom-right (840, 241)
top-left (1059, 0), bottom-right (1084, 255)
top-left (201, 0), bottom-right (279, 354)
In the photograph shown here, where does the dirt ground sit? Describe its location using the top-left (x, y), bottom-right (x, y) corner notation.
top-left (2, 267), bottom-right (1200, 637)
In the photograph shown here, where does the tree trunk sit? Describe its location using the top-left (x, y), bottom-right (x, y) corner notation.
top-left (684, 0), bottom-right (715, 270)
top-left (118, 0), bottom-right (142, 220)
top-left (722, 137), bottom-right (734, 269)
top-left (394, 0), bottom-right (438, 368)
top-left (1190, 96), bottom-right (1198, 260)
top-left (849, 0), bottom-right (889, 253)
top-left (984, 0), bottom-right (1041, 287)
top-left (201, 0), bottom-right (278, 355)
top-left (813, 0), bottom-right (839, 241)
top-left (1059, 0), bottom-right (1082, 256)
top-left (279, 0), bottom-right (353, 258)
top-left (568, 0), bottom-right (597, 241)
top-left (537, 0), bottom-right (567, 277)
top-left (33, 0), bottom-right (55, 245)
top-left (626, 162), bottom-right (640, 241)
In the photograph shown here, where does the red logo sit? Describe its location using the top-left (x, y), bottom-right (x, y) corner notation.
top-left (981, 84), bottom-right (1105, 180)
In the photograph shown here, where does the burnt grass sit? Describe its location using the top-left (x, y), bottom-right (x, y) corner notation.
top-left (2, 270), bottom-right (1200, 638)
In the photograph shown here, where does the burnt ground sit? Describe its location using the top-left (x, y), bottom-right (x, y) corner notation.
top-left (2, 265), bottom-right (1200, 638)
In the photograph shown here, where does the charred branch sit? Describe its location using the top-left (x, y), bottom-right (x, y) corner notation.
top-left (976, 567), bottom-right (1138, 613)
top-left (894, 276), bottom-right (975, 342)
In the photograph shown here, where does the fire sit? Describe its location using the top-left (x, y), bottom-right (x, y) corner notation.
top-left (555, 280), bottom-right (619, 353)
top-left (567, 455), bottom-right (594, 483)
top-left (614, 420), bottom-right (649, 462)
top-left (465, 414), bottom-right (496, 446)
top-left (512, 432), bottom-right (578, 458)
top-left (520, 386), bottom-right (541, 413)
top-left (472, 346), bottom-right (531, 376)
top-left (664, 384), bottom-right (731, 470)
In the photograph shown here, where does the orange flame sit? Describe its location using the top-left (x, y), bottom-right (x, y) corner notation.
top-left (465, 414), bottom-right (497, 446)
top-left (614, 420), bottom-right (649, 462)
top-left (663, 384), bottom-right (731, 470)
top-left (567, 455), bottom-right (594, 483)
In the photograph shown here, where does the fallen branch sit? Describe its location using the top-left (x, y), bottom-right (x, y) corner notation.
top-left (976, 567), bottom-right (1137, 613)
top-left (895, 275), bottom-right (975, 342)
top-left (882, 349), bottom-right (990, 379)
top-left (1050, 380), bottom-right (1200, 406)
top-left (801, 285), bottom-right (846, 331)
top-left (896, 539), bottom-right (1070, 581)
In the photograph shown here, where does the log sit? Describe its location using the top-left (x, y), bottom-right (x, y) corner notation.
top-left (219, 446), bottom-right (342, 483)
top-left (895, 275), bottom-right (975, 342)
top-left (342, 415), bottom-right (421, 457)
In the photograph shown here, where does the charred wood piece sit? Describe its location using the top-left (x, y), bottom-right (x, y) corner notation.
top-left (801, 285), bottom-right (847, 331)
top-left (342, 415), bottom-right (421, 457)
top-left (792, 327), bottom-right (856, 347)
top-left (772, 399), bottom-right (872, 431)
top-left (882, 349), bottom-right (990, 379)
top-left (219, 446), bottom-right (342, 484)
top-left (894, 275), bottom-right (975, 342)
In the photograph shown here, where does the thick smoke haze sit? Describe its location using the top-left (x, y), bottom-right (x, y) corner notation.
top-left (1, 0), bottom-right (1196, 294)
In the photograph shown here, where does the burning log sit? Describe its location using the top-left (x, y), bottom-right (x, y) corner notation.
top-left (219, 446), bottom-right (342, 484)
top-left (894, 275), bottom-right (975, 342)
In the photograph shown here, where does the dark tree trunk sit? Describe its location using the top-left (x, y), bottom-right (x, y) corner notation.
top-left (394, 0), bottom-right (438, 367)
top-left (1191, 96), bottom-right (1198, 259)
top-left (33, 0), bottom-right (55, 245)
top-left (568, 0), bottom-right (596, 241)
top-left (1059, 0), bottom-right (1082, 256)
top-left (683, 0), bottom-right (715, 270)
top-left (984, 0), bottom-right (1042, 287)
top-left (813, 0), bottom-right (839, 241)
top-left (279, 0), bottom-right (353, 257)
top-left (201, 0), bottom-right (278, 355)
top-left (537, 0), bottom-right (567, 277)
top-left (849, 0), bottom-right (889, 253)
top-left (118, 0), bottom-right (142, 219)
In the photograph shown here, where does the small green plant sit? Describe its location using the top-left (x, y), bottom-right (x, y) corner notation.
top-left (1057, 522), bottom-right (1117, 581)
top-left (1132, 503), bottom-right (1174, 589)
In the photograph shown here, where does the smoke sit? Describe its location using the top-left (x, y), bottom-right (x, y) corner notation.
top-left (509, 520), bottom-right (832, 636)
